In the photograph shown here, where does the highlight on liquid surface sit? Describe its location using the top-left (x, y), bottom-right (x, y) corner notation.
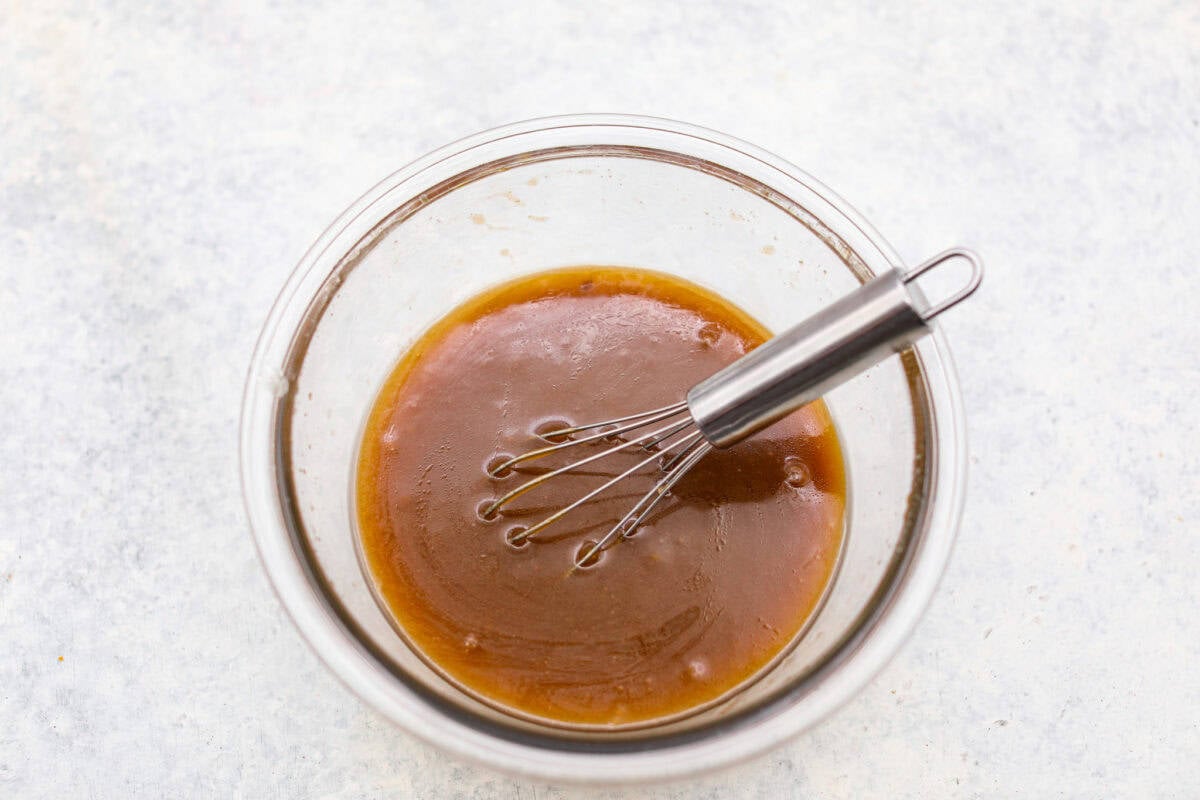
top-left (356, 266), bottom-right (846, 726)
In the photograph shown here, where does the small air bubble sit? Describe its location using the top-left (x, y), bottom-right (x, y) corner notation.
top-left (687, 659), bottom-right (709, 680)
top-left (505, 526), bottom-right (530, 549)
top-left (783, 456), bottom-right (812, 488)
top-left (463, 633), bottom-right (480, 652)
top-left (575, 541), bottom-right (602, 568)
top-left (381, 424), bottom-right (400, 449)
top-left (697, 322), bottom-right (722, 348)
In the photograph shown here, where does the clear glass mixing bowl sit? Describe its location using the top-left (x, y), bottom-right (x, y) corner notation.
top-left (240, 115), bottom-right (967, 784)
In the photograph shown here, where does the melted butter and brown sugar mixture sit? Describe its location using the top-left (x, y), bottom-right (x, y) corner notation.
top-left (356, 267), bottom-right (845, 726)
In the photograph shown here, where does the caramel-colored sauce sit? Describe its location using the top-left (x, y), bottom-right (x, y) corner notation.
top-left (356, 267), bottom-right (845, 726)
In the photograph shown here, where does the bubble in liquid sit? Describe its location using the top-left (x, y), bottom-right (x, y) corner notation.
top-left (380, 424), bottom-right (401, 450)
top-left (696, 322), bottom-right (722, 348)
top-left (783, 456), bottom-right (812, 488)
top-left (463, 633), bottom-right (480, 652)
top-left (687, 659), bottom-right (709, 680)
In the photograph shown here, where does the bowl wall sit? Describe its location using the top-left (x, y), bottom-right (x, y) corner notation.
top-left (241, 115), bottom-right (965, 783)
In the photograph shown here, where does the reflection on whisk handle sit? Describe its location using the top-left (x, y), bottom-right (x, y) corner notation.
top-left (687, 248), bottom-right (983, 449)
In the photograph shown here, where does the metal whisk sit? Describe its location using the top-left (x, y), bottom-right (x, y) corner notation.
top-left (484, 249), bottom-right (983, 567)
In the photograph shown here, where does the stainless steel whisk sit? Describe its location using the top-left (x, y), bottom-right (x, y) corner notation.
top-left (483, 249), bottom-right (983, 567)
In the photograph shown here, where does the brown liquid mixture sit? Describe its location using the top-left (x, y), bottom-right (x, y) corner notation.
top-left (356, 267), bottom-right (845, 726)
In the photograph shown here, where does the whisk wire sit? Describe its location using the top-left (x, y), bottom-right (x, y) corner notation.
top-left (488, 401), bottom-right (689, 477)
top-left (509, 431), bottom-right (702, 544)
top-left (483, 415), bottom-right (696, 522)
top-left (540, 400), bottom-right (688, 440)
top-left (573, 438), bottom-right (712, 568)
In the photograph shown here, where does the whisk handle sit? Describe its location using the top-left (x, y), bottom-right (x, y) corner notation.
top-left (687, 248), bottom-right (983, 448)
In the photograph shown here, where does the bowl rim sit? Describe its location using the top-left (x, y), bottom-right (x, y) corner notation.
top-left (240, 113), bottom-right (967, 784)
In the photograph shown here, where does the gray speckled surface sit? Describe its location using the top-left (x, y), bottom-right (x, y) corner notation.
top-left (3, 1), bottom-right (1198, 796)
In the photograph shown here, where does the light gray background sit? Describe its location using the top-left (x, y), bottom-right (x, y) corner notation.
top-left (3, 1), bottom-right (1197, 797)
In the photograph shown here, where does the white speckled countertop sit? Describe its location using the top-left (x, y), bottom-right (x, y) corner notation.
top-left (3, 1), bottom-right (1198, 796)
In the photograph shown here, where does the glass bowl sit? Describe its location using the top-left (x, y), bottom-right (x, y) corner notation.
top-left (240, 114), bottom-right (967, 784)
